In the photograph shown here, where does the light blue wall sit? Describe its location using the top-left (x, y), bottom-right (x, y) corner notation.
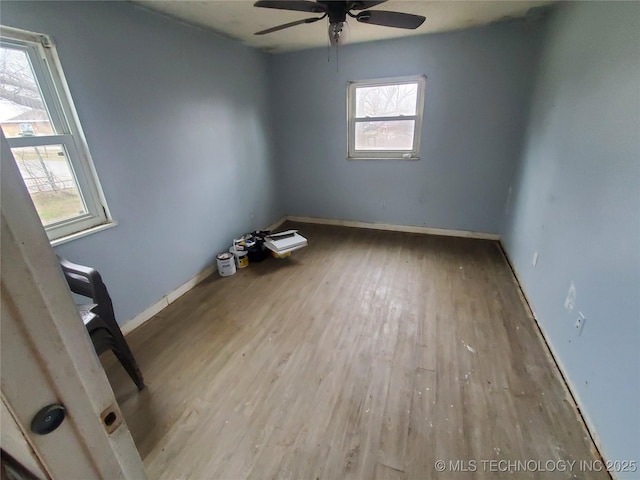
top-left (502, 3), bottom-right (640, 476)
top-left (4, 2), bottom-right (638, 469)
top-left (269, 21), bottom-right (545, 234)
top-left (2, 1), bottom-right (283, 325)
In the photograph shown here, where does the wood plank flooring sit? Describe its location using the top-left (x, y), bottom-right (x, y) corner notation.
top-left (102, 222), bottom-right (607, 479)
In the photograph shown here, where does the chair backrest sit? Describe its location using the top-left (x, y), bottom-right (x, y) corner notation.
top-left (57, 256), bottom-right (117, 327)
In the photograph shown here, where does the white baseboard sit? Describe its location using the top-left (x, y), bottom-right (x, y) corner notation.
top-left (285, 215), bottom-right (500, 240)
top-left (121, 264), bottom-right (216, 336)
top-left (121, 214), bottom-right (493, 336)
top-left (121, 216), bottom-right (287, 336)
top-left (121, 296), bottom-right (168, 336)
top-left (266, 216), bottom-right (287, 232)
top-left (167, 264), bottom-right (217, 304)
top-left (498, 242), bottom-right (609, 475)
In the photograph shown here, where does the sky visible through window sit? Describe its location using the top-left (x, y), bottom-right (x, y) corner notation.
top-left (1, 45), bottom-right (85, 226)
top-left (0, 46), bottom-right (53, 134)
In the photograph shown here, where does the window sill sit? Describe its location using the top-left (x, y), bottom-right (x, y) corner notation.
top-left (347, 156), bottom-right (420, 161)
top-left (50, 221), bottom-right (117, 247)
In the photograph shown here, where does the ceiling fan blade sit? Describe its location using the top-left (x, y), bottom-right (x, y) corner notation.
top-left (255, 16), bottom-right (325, 35)
top-left (254, 1), bottom-right (327, 14)
top-left (356, 10), bottom-right (426, 29)
top-left (349, 1), bottom-right (388, 11)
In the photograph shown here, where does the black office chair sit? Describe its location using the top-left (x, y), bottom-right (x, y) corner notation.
top-left (58, 256), bottom-right (145, 390)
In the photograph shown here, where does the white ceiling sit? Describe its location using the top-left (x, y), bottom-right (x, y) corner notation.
top-left (134, 1), bottom-right (552, 52)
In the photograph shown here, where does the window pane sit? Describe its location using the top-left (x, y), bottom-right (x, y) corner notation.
top-left (355, 83), bottom-right (417, 118)
top-left (11, 145), bottom-right (87, 226)
top-left (355, 120), bottom-right (415, 151)
top-left (0, 46), bottom-right (54, 138)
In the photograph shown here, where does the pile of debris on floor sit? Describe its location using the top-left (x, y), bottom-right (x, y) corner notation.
top-left (216, 229), bottom-right (307, 277)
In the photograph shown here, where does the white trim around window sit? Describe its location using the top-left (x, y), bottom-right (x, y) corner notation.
top-left (347, 75), bottom-right (426, 160)
top-left (0, 26), bottom-right (114, 243)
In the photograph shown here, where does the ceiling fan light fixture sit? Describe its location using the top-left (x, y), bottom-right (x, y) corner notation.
top-left (328, 21), bottom-right (349, 46)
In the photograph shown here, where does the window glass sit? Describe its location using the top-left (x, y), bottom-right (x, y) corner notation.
top-left (0, 46), bottom-right (54, 138)
top-left (355, 120), bottom-right (415, 151)
top-left (355, 83), bottom-right (418, 118)
top-left (348, 76), bottom-right (425, 159)
top-left (11, 145), bottom-right (87, 226)
top-left (1, 28), bottom-right (111, 243)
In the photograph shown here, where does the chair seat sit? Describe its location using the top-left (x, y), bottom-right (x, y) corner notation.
top-left (76, 303), bottom-right (98, 326)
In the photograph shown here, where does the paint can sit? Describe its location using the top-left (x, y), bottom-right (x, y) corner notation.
top-left (233, 237), bottom-right (255, 251)
top-left (230, 246), bottom-right (249, 268)
top-left (216, 252), bottom-right (236, 277)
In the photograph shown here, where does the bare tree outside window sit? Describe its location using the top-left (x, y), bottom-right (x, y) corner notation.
top-left (0, 46), bottom-right (85, 225)
top-left (1, 28), bottom-right (110, 241)
top-left (0, 46), bottom-right (47, 114)
top-left (356, 83), bottom-right (418, 118)
top-left (348, 78), bottom-right (424, 157)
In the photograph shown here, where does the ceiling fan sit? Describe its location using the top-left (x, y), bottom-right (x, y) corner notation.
top-left (254, 1), bottom-right (426, 45)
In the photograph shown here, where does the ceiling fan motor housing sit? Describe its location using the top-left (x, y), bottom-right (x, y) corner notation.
top-left (253, 1), bottom-right (426, 37)
top-left (317, 1), bottom-right (348, 24)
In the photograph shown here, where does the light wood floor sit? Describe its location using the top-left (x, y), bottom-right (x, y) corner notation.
top-left (103, 222), bottom-right (606, 479)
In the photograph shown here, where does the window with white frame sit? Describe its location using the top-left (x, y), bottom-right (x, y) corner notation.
top-left (347, 75), bottom-right (426, 160)
top-left (0, 26), bottom-right (111, 243)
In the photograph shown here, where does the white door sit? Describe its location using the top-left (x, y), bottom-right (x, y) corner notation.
top-left (1, 132), bottom-right (146, 479)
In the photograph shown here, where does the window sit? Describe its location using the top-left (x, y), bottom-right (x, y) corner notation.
top-left (1, 26), bottom-right (112, 243)
top-left (347, 75), bottom-right (426, 160)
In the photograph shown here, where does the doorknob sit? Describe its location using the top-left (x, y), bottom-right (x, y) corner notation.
top-left (30, 403), bottom-right (66, 435)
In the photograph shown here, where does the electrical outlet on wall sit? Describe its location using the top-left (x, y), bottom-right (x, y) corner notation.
top-left (380, 199), bottom-right (386, 209)
top-left (575, 312), bottom-right (586, 335)
top-left (532, 252), bottom-right (538, 267)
